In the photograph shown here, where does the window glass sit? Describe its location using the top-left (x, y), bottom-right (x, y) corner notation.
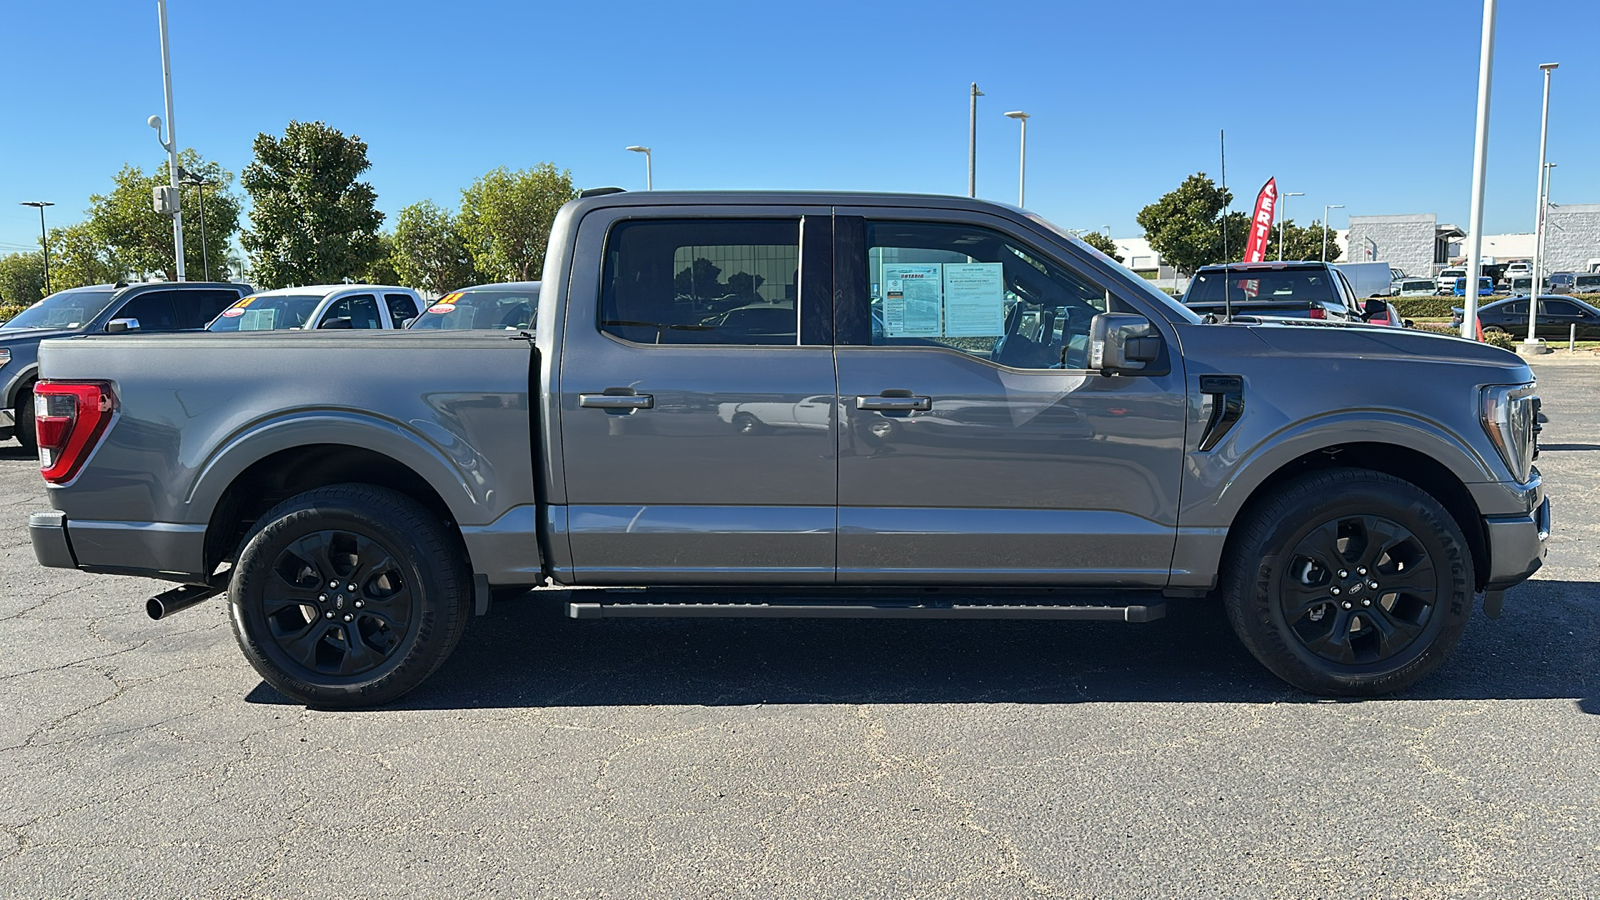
top-left (865, 221), bottom-right (1116, 369)
top-left (1, 288), bottom-right (116, 330)
top-left (411, 287), bottom-right (538, 331)
top-left (601, 220), bottom-right (799, 345)
top-left (174, 289), bottom-right (244, 329)
top-left (1542, 299), bottom-right (1579, 317)
top-left (1501, 301), bottom-right (1528, 315)
top-left (384, 293), bottom-right (419, 326)
top-left (115, 292), bottom-right (178, 330)
top-left (1187, 269), bottom-right (1335, 306)
top-left (209, 293), bottom-right (324, 331)
top-left (322, 294), bottom-right (382, 329)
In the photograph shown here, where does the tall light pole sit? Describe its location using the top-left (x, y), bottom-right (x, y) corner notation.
top-left (1321, 204), bottom-right (1344, 262)
top-left (1525, 62), bottom-right (1558, 348)
top-left (1004, 111), bottom-right (1029, 207)
top-left (19, 201), bottom-right (54, 295)
top-left (967, 83), bottom-right (983, 198)
top-left (179, 168), bottom-right (216, 281)
top-left (1277, 191), bottom-right (1304, 260)
top-left (1461, 0), bottom-right (1497, 340)
top-left (152, 0), bottom-right (185, 280)
top-left (1532, 161), bottom-right (1556, 293)
top-left (625, 145), bottom-right (652, 190)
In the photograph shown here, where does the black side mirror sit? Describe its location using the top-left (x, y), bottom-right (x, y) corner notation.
top-left (1089, 313), bottom-right (1163, 375)
top-left (319, 316), bottom-right (353, 330)
top-left (1364, 298), bottom-right (1385, 317)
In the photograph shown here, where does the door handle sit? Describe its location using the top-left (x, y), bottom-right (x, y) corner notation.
top-left (856, 395), bottom-right (931, 412)
top-left (580, 391), bottom-right (654, 410)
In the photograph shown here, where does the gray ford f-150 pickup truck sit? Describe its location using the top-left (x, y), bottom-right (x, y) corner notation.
top-left (27, 192), bottom-right (1549, 707)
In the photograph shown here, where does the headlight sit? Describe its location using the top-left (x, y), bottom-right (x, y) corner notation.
top-left (1481, 382), bottom-right (1538, 483)
top-left (0, 348), bottom-right (9, 369)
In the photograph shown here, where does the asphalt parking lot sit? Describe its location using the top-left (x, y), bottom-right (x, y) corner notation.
top-left (0, 364), bottom-right (1595, 899)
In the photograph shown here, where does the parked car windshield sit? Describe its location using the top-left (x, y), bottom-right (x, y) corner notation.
top-left (1, 287), bottom-right (117, 330)
top-left (409, 287), bottom-right (538, 331)
top-left (1186, 269), bottom-right (1336, 306)
top-left (207, 294), bottom-right (324, 331)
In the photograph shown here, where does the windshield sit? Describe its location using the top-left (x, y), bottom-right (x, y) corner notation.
top-left (1023, 214), bottom-right (1201, 323)
top-left (1, 287), bottom-right (117, 330)
top-left (1185, 269), bottom-right (1335, 306)
top-left (409, 287), bottom-right (539, 330)
top-left (207, 294), bottom-right (324, 331)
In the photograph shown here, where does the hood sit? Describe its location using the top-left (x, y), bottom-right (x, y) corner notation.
top-left (0, 327), bottom-right (78, 344)
top-left (1243, 320), bottom-right (1528, 371)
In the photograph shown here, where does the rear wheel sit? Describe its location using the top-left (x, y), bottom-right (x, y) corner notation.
top-left (15, 385), bottom-right (35, 453)
top-left (1482, 325), bottom-right (1506, 335)
top-left (228, 484), bottom-right (472, 707)
top-left (1222, 468), bottom-right (1473, 697)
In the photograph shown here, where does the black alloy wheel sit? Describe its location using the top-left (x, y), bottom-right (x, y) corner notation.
top-left (1223, 468), bottom-right (1473, 697)
top-left (229, 484), bottom-right (472, 707)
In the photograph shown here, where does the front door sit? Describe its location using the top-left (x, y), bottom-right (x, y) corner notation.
top-left (558, 209), bottom-right (838, 584)
top-left (831, 212), bottom-right (1187, 586)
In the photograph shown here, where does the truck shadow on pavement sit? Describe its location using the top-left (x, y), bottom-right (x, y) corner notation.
top-left (246, 580), bottom-right (1599, 711)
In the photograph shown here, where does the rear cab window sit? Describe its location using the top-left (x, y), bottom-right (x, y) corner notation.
top-left (600, 219), bottom-right (800, 345)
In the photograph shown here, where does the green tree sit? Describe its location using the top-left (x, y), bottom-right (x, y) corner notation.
top-left (1076, 231), bottom-right (1124, 263)
top-left (457, 164), bottom-right (576, 282)
top-left (48, 223), bottom-right (126, 290)
top-left (0, 252), bottom-right (47, 309)
top-left (390, 200), bottom-right (481, 292)
top-left (1136, 173), bottom-right (1236, 275)
top-left (242, 121), bottom-right (385, 288)
top-left (84, 151), bottom-right (241, 281)
top-left (1269, 219), bottom-right (1341, 262)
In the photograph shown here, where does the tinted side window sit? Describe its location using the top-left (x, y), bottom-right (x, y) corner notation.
top-left (863, 221), bottom-right (1116, 370)
top-left (601, 219), bottom-right (799, 345)
top-left (174, 289), bottom-right (244, 329)
top-left (322, 294), bottom-right (382, 329)
top-left (385, 293), bottom-right (419, 325)
top-left (1543, 300), bottom-right (1580, 317)
top-left (114, 291), bottom-right (179, 331)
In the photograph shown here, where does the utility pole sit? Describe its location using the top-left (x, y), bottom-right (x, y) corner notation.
top-left (1461, 0), bottom-right (1497, 339)
top-left (1524, 62), bottom-right (1558, 349)
top-left (20, 201), bottom-right (53, 295)
top-left (155, 0), bottom-right (185, 280)
top-left (967, 83), bottom-right (983, 198)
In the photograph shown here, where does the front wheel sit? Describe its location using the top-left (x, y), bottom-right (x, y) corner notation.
top-left (228, 484), bottom-right (472, 707)
top-left (1222, 468), bottom-right (1474, 697)
top-left (1482, 325), bottom-right (1506, 335)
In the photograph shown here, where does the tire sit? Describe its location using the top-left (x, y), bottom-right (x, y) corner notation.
top-left (15, 385), bottom-right (35, 454)
top-left (228, 484), bottom-right (472, 707)
top-left (1221, 468), bottom-right (1473, 697)
top-left (732, 412), bottom-right (767, 435)
top-left (1482, 325), bottom-right (1506, 335)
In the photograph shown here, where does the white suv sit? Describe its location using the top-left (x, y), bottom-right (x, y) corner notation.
top-left (1436, 266), bottom-right (1466, 294)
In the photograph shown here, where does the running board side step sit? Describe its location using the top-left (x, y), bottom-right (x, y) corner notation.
top-left (567, 600), bottom-right (1165, 623)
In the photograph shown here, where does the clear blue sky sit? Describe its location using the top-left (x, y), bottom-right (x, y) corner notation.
top-left (3, 0), bottom-right (1596, 255)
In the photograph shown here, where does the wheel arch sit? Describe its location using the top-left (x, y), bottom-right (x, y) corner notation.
top-left (1222, 442), bottom-right (1490, 591)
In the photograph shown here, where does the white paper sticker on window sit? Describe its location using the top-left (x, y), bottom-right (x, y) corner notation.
top-left (881, 264), bottom-right (942, 336)
top-left (941, 263), bottom-right (1005, 337)
top-left (240, 309), bottom-right (278, 331)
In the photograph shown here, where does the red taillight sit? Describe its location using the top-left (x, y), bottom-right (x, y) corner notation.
top-left (1308, 307), bottom-right (1327, 320)
top-left (33, 381), bottom-right (116, 484)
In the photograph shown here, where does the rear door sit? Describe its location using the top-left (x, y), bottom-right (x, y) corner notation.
top-left (557, 206), bottom-right (838, 584)
top-left (173, 288), bottom-right (246, 329)
top-left (831, 209), bottom-right (1187, 585)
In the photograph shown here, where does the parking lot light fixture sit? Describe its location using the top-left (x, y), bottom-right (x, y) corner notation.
top-left (626, 146), bottom-right (652, 191)
top-left (1278, 191), bottom-right (1304, 260)
top-left (1004, 111), bottom-right (1030, 207)
top-left (1526, 62), bottom-right (1558, 347)
top-left (1322, 204), bottom-right (1344, 262)
top-left (19, 201), bottom-right (54, 295)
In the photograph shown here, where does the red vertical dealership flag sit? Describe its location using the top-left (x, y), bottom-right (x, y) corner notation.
top-left (1243, 177), bottom-right (1277, 263)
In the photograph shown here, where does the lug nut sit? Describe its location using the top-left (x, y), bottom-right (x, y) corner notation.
top-left (343, 614), bottom-right (354, 622)
top-left (1361, 598), bottom-right (1372, 607)
top-left (1357, 567), bottom-right (1367, 576)
top-left (324, 611), bottom-right (334, 619)
top-left (347, 583), bottom-right (357, 592)
top-left (1342, 601), bottom-right (1353, 610)
top-left (329, 580), bottom-right (339, 588)
top-left (1338, 569), bottom-right (1349, 579)
top-left (1331, 587), bottom-right (1342, 596)
top-left (318, 594), bottom-right (327, 602)
top-left (354, 600), bottom-right (364, 608)
top-left (1368, 582), bottom-right (1379, 590)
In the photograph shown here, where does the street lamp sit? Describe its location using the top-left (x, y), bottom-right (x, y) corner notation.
top-left (968, 83), bottom-right (983, 198)
top-left (1526, 62), bottom-right (1558, 348)
top-left (178, 167), bottom-right (217, 281)
top-left (151, 0), bottom-right (186, 280)
top-left (19, 201), bottom-right (54, 295)
top-left (1004, 111), bottom-right (1030, 207)
top-left (625, 146), bottom-right (652, 191)
top-left (1321, 204), bottom-right (1344, 262)
top-left (1277, 191), bottom-right (1304, 260)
